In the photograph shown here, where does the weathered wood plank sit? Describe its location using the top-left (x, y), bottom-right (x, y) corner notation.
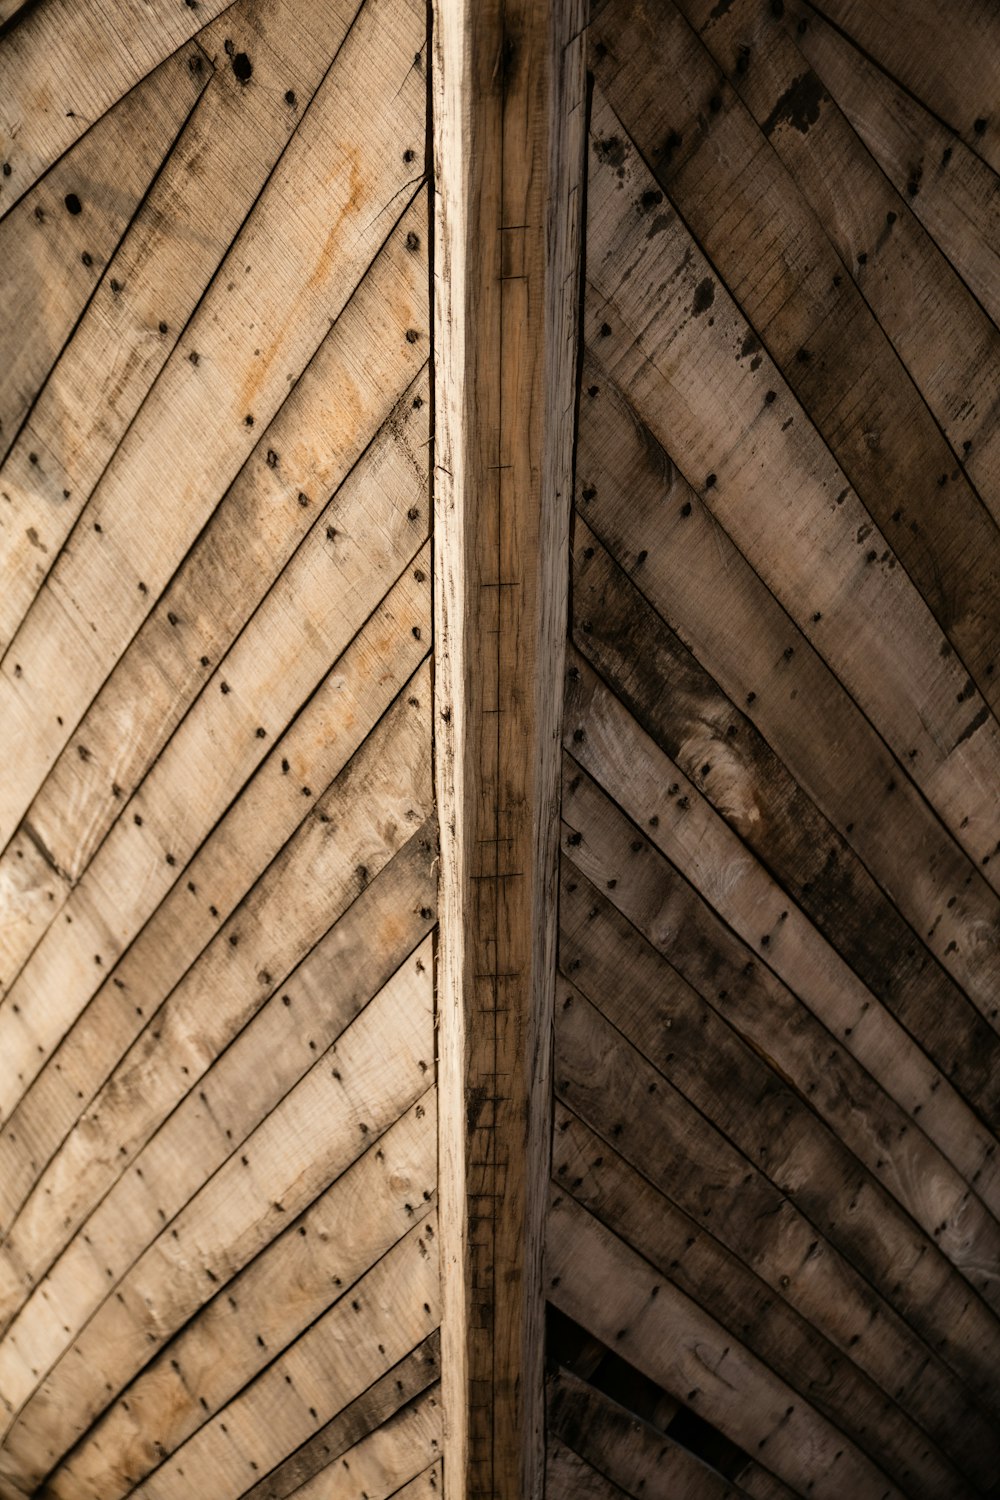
top-left (0, 940), bottom-right (435, 1477)
top-left (546, 1437), bottom-right (630, 1500)
top-left (431, 0), bottom-right (584, 1492)
top-left (127, 1215), bottom-right (438, 1500)
top-left (592, 0), bottom-right (1000, 708)
top-left (548, 1191), bottom-right (905, 1500)
top-left (553, 948), bottom-right (1000, 1484)
top-left (0, 44), bottom-right (207, 464)
top-left (287, 1397), bottom-right (441, 1500)
top-left (0, 375), bottom-right (429, 1133)
top-left (564, 657), bottom-right (1000, 1251)
top-left (560, 800), bottom-right (1000, 1414)
top-left (0, 0), bottom-right (426, 846)
top-left (0, 678), bottom-right (433, 1349)
top-left (0, 0), bottom-right (362, 654)
top-left (576, 354), bottom-right (1000, 1024)
top-left (584, 89), bottom-right (1000, 895)
top-left (0, 0), bottom-right (239, 212)
top-left (236, 1337), bottom-right (440, 1500)
top-left (552, 1110), bottom-right (973, 1500)
top-left (571, 521), bottom-right (1000, 1164)
top-left (666, 0), bottom-right (1000, 522)
top-left (799, 0), bottom-right (1000, 176)
top-left (0, 548), bottom-right (430, 1231)
top-left (548, 1365), bottom-right (756, 1500)
top-left (41, 1101), bottom-right (437, 1500)
top-left (0, 200), bottom-right (428, 1002)
top-left (787, 1), bottom-right (1000, 331)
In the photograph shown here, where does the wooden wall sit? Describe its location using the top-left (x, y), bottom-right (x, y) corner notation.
top-left (547, 1), bottom-right (1000, 1496)
top-left (0, 1), bottom-right (440, 1496)
top-left (3, 0), bottom-right (1000, 1495)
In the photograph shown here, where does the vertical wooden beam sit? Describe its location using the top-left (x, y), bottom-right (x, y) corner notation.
top-left (432, 0), bottom-right (585, 1494)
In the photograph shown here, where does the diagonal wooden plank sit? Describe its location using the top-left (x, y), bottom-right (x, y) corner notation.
top-left (564, 657), bottom-right (1000, 1257)
top-left (0, 372), bottom-right (429, 1133)
top-left (584, 88), bottom-right (1000, 894)
top-left (592, 0), bottom-right (1000, 704)
top-left (571, 520), bottom-right (1000, 1169)
top-left (548, 1365), bottom-right (758, 1500)
top-left (553, 920), bottom-right (1000, 1486)
top-left (546, 1436), bottom-right (631, 1500)
top-left (787, 0), bottom-right (1000, 330)
top-left (560, 785), bottom-right (1000, 1412)
top-left (284, 1398), bottom-right (441, 1500)
top-left (801, 0), bottom-right (1000, 176)
top-left (0, 941), bottom-right (435, 1480)
top-left (0, 0), bottom-right (427, 847)
top-left (0, 198), bottom-right (428, 997)
top-left (0, 676), bottom-right (433, 1354)
top-left (667, 0), bottom-right (1000, 522)
top-left (126, 1216), bottom-right (438, 1500)
top-left (0, 0), bottom-right (363, 652)
top-left (0, 0), bottom-right (247, 213)
top-left (548, 1191), bottom-right (905, 1500)
top-left (5, 1094), bottom-right (436, 1496)
top-left (552, 1110), bottom-right (974, 1500)
top-left (576, 354), bottom-right (1000, 1026)
top-left (0, 43), bottom-right (208, 461)
top-left (0, 549), bottom-right (430, 1235)
top-left (235, 1340), bottom-right (440, 1500)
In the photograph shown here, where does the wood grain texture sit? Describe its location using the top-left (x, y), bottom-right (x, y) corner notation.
top-left (0, 0), bottom-right (426, 847)
top-left (0, 0), bottom-right (361, 657)
top-left (431, 0), bottom-right (584, 1492)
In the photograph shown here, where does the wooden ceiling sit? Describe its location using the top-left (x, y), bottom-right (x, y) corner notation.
top-left (1, 0), bottom-right (999, 1495)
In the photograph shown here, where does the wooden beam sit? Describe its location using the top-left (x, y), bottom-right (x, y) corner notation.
top-left (431, 0), bottom-right (585, 1493)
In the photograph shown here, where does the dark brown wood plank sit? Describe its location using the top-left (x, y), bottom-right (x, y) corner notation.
top-left (592, 0), bottom-right (1000, 706)
top-left (576, 352), bottom-right (1000, 1027)
top-left (563, 663), bottom-right (1000, 1303)
top-left (552, 1109), bottom-right (973, 1500)
top-left (554, 894), bottom-right (1000, 1487)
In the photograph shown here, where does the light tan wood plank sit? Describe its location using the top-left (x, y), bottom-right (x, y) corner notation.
top-left (0, 551), bottom-right (430, 1234)
top-left (0, 680), bottom-right (433, 1359)
top-left (548, 1192), bottom-right (905, 1500)
top-left (553, 1111), bottom-right (973, 1500)
top-left (0, 197), bottom-right (428, 1001)
top-left (553, 963), bottom-right (1000, 1484)
top-left (0, 0), bottom-right (361, 654)
top-left (565, 653), bottom-right (1000, 1235)
top-left (0, 937), bottom-right (435, 1476)
top-left (236, 1337), bottom-right (441, 1500)
top-left (289, 1398), bottom-right (441, 1500)
top-left (577, 354), bottom-right (1000, 1024)
top-left (0, 0), bottom-right (237, 211)
top-left (585, 89), bottom-right (1000, 896)
top-left (0, 371), bottom-right (429, 1133)
top-left (548, 1365), bottom-right (756, 1500)
top-left (431, 0), bottom-right (585, 1491)
top-left (129, 1216), bottom-right (438, 1500)
top-left (6, 1093), bottom-right (436, 1495)
top-left (0, 0), bottom-right (426, 846)
top-left (0, 44), bottom-right (207, 463)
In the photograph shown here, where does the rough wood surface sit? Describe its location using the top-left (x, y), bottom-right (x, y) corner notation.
top-left (431, 0), bottom-right (584, 1492)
